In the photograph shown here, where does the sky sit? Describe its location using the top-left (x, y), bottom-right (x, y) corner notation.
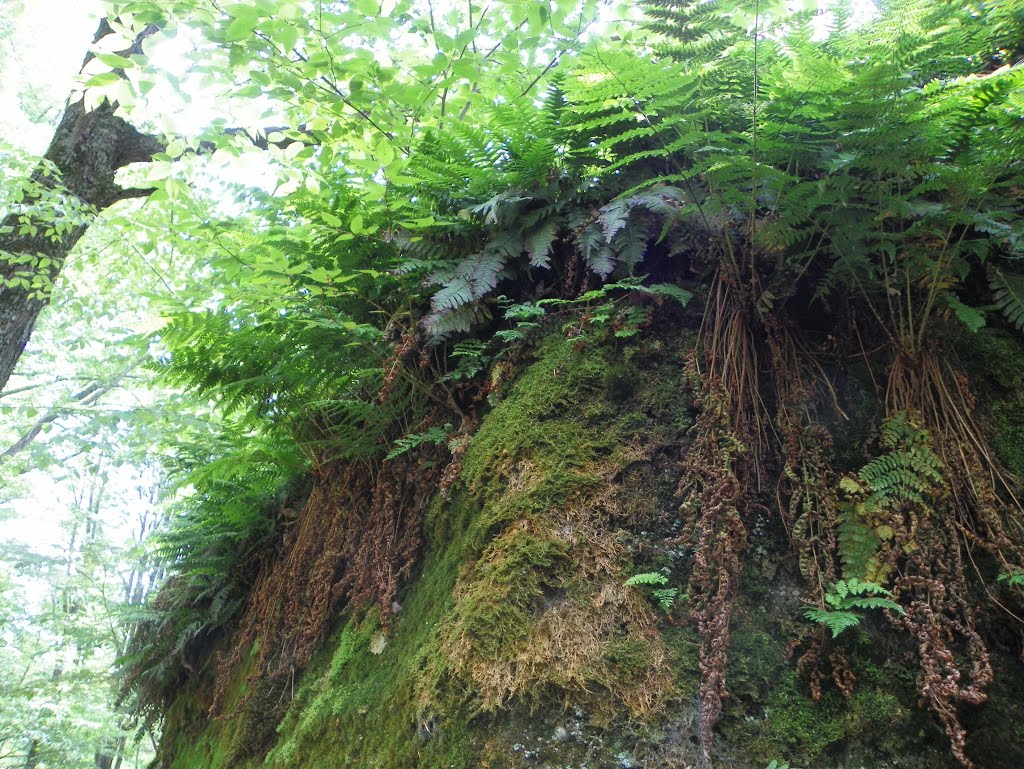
top-left (0, 0), bottom-right (103, 153)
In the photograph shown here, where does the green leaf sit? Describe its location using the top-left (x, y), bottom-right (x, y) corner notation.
top-left (624, 572), bottom-right (669, 586)
top-left (375, 140), bottom-right (396, 167)
top-left (645, 283), bottom-right (693, 307)
top-left (84, 72), bottom-right (122, 87)
top-left (946, 293), bottom-right (985, 333)
top-left (989, 268), bottom-right (1024, 331)
top-left (271, 21), bottom-right (299, 52)
top-left (804, 609), bottom-right (862, 638)
top-left (94, 53), bottom-right (134, 69)
top-left (225, 10), bottom-right (259, 42)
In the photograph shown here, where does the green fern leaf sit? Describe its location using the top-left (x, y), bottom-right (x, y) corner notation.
top-left (845, 596), bottom-right (905, 614)
top-left (804, 609), bottom-right (862, 638)
top-left (525, 217), bottom-right (562, 268)
top-left (989, 267), bottom-right (1024, 331)
top-left (644, 283), bottom-right (693, 307)
top-left (385, 425), bottom-right (451, 461)
top-left (624, 571), bottom-right (670, 586)
top-left (945, 292), bottom-right (986, 333)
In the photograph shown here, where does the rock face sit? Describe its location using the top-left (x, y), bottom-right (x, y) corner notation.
top-left (154, 323), bottom-right (1024, 769)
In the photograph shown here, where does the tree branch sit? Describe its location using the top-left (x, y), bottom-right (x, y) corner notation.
top-left (0, 358), bottom-right (141, 462)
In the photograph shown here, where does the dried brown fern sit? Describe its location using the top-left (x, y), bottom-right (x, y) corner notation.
top-left (678, 351), bottom-right (748, 760)
top-left (208, 447), bottom-right (446, 741)
top-left (877, 351), bottom-right (1024, 767)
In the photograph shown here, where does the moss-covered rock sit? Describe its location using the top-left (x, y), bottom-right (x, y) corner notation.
top-left (154, 324), bottom-right (1024, 769)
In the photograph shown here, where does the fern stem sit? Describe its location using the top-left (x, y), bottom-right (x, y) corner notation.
top-left (749, 0), bottom-right (760, 259)
top-left (914, 205), bottom-right (971, 352)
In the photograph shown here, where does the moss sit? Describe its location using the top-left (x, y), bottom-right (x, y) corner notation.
top-left (160, 321), bottom-right (1024, 769)
top-left (606, 637), bottom-right (657, 679)
top-left (604, 362), bottom-right (640, 402)
top-left (262, 492), bottom-right (479, 769)
top-left (989, 399), bottom-right (1024, 478)
top-left (736, 669), bottom-right (912, 766)
top-left (445, 521), bottom-right (568, 661)
top-left (962, 655), bottom-right (1024, 769)
top-left (428, 334), bottom-right (678, 720)
top-left (159, 696), bottom-right (233, 769)
top-left (459, 335), bottom-right (616, 489)
top-left (159, 642), bottom-right (261, 769)
top-left (256, 330), bottom-right (682, 768)
top-left (954, 327), bottom-right (1024, 478)
top-left (266, 619), bottom-right (380, 768)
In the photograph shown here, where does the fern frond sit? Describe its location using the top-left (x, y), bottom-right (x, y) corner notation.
top-left (385, 425), bottom-right (451, 461)
top-left (989, 267), bottom-right (1024, 331)
top-left (624, 571), bottom-right (670, 586)
top-left (804, 608), bottom-right (862, 638)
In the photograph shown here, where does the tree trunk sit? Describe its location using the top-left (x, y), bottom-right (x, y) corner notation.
top-left (22, 738), bottom-right (39, 769)
top-left (0, 21), bottom-right (162, 394)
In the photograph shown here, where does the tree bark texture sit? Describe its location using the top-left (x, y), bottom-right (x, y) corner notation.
top-left (0, 22), bottom-right (162, 393)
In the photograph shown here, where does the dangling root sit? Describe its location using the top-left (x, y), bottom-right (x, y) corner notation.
top-left (680, 273), bottom-right (762, 760)
top-left (210, 448), bottom-right (445, 725)
top-left (767, 322), bottom-right (842, 612)
top-left (880, 349), bottom-right (1024, 768)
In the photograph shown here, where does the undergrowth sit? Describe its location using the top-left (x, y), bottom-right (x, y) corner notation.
top-left (127, 0), bottom-right (1024, 766)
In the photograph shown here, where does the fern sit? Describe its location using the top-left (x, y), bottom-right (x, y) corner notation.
top-left (805, 578), bottom-right (905, 638)
top-left (624, 571), bottom-right (685, 614)
top-left (119, 0), bottom-right (1024, 756)
top-left (623, 571), bottom-right (671, 586)
top-left (857, 413), bottom-right (944, 509)
top-left (989, 267), bottom-right (1024, 331)
top-left (384, 425), bottom-right (451, 461)
top-left (402, 66), bottom-right (704, 341)
top-left (803, 609), bottom-right (863, 638)
top-left (997, 571), bottom-right (1024, 588)
top-left (835, 414), bottom-right (945, 584)
top-left (837, 503), bottom-right (882, 581)
top-left (439, 340), bottom-right (491, 382)
top-left (945, 292), bottom-right (987, 333)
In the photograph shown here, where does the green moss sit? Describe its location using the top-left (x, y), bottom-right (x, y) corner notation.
top-left (446, 523), bottom-right (567, 661)
top-left (159, 696), bottom-right (233, 769)
top-left (604, 362), bottom-right (640, 402)
top-left (266, 619), bottom-right (380, 767)
top-left (738, 670), bottom-right (909, 765)
top-left (459, 334), bottom-right (616, 490)
top-left (606, 638), bottom-right (656, 679)
top-left (955, 327), bottom-right (1024, 478)
top-left (159, 642), bottom-right (261, 769)
top-left (962, 656), bottom-right (1024, 769)
top-left (262, 489), bottom-right (480, 769)
top-left (257, 330), bottom-right (679, 769)
top-left (989, 400), bottom-right (1024, 478)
